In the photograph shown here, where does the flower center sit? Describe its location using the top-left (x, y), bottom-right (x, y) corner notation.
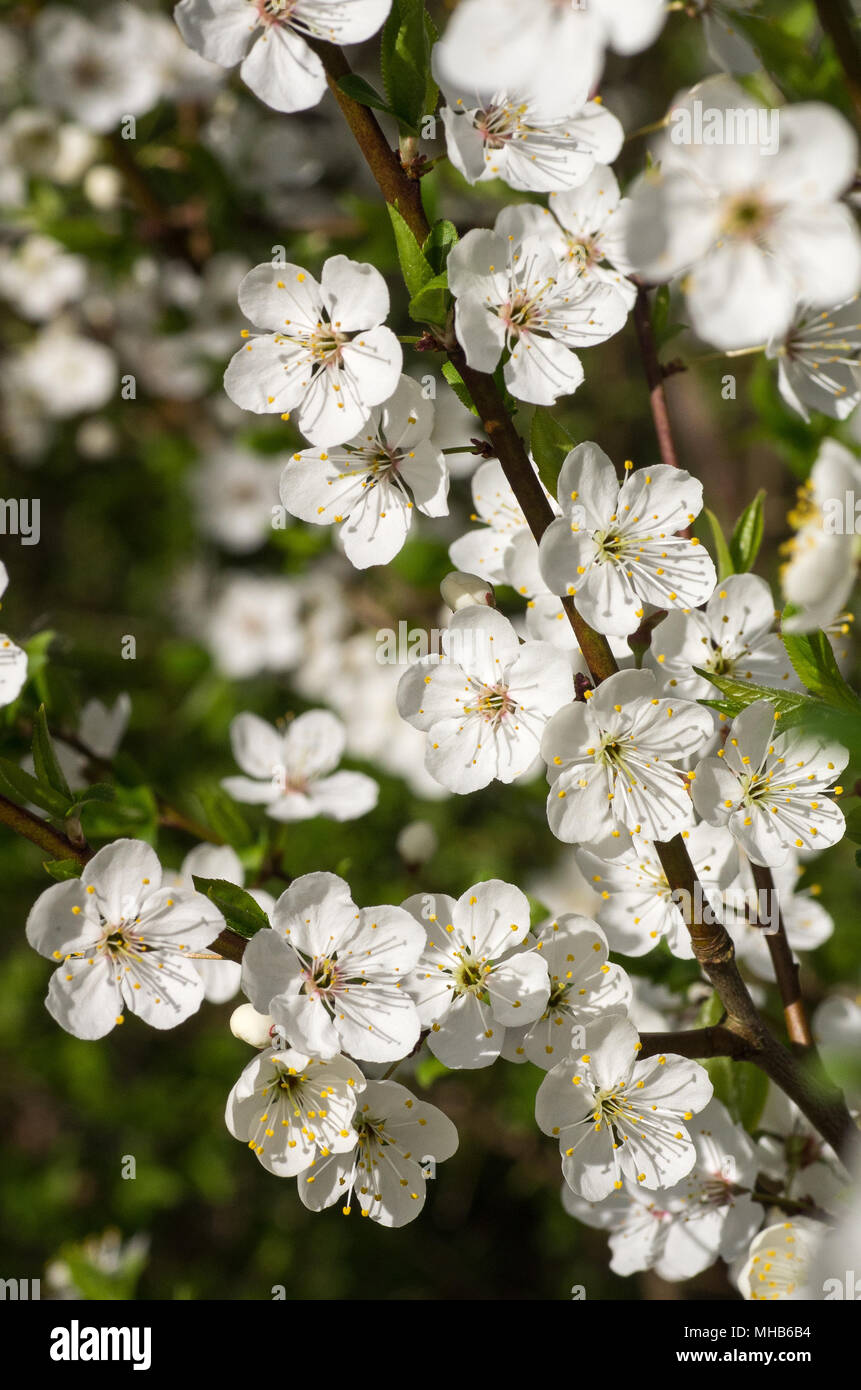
top-left (476, 103), bottom-right (519, 147)
top-left (253, 0), bottom-right (296, 24)
top-left (722, 194), bottom-right (773, 239)
top-left (452, 952), bottom-right (490, 997)
top-left (309, 321), bottom-right (345, 365)
top-left (301, 954), bottom-right (343, 1000)
top-left (468, 684), bottom-right (516, 725)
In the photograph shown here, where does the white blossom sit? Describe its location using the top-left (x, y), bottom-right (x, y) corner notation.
top-left (33, 5), bottom-right (166, 132)
top-left (448, 220), bottom-right (628, 406)
top-left (692, 699), bottom-right (848, 866)
top-left (175, 0), bottom-right (391, 114)
top-left (542, 668), bottom-right (713, 845)
top-left (767, 297), bottom-right (861, 422)
top-left (224, 255), bottom-right (402, 446)
top-left (397, 605), bottom-right (575, 794)
top-left (502, 914), bottom-right (631, 1069)
top-left (738, 1217), bottom-right (823, 1300)
top-left (298, 1079), bottom-right (458, 1225)
top-left (226, 1044), bottom-right (365, 1176)
top-left (205, 573), bottom-right (302, 679)
top-left (780, 439), bottom-right (861, 633)
top-left (403, 881), bottom-right (550, 1068)
top-left (538, 443), bottom-right (716, 637)
top-left (222, 710), bottom-right (379, 822)
top-left (241, 872), bottom-right (424, 1062)
top-left (535, 1017), bottom-right (713, 1200)
top-left (25, 838), bottom-right (225, 1039)
top-left (190, 447), bottom-right (281, 553)
top-left (0, 563), bottom-right (28, 710)
top-left (279, 376), bottom-right (448, 567)
top-left (0, 235), bottom-right (87, 321)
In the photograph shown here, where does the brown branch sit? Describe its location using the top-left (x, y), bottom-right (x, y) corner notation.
top-left (638, 1025), bottom-right (755, 1061)
top-left (813, 0), bottom-right (861, 132)
top-left (751, 860), bottom-right (814, 1048)
top-left (0, 793), bottom-right (91, 865)
top-left (305, 40), bottom-right (857, 1160)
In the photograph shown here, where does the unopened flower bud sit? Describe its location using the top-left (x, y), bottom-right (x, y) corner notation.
top-left (230, 1003), bottom-right (275, 1049)
top-left (83, 164), bottom-right (123, 210)
top-left (440, 571), bottom-right (495, 613)
top-left (396, 820), bottom-right (438, 867)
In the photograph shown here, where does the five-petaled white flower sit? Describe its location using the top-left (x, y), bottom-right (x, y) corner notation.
top-left (493, 166), bottom-right (637, 308)
top-left (226, 1044), bottom-right (365, 1176)
top-left (437, 68), bottom-right (623, 194)
top-left (222, 710), bottom-right (379, 822)
top-left (397, 605), bottom-right (575, 794)
top-left (25, 838), bottom-right (225, 1039)
top-left (536, 1017), bottom-right (713, 1201)
top-left (502, 914), bottom-right (631, 1069)
top-left (0, 562), bottom-right (27, 708)
top-left (174, 0), bottom-right (392, 113)
top-left (279, 375), bottom-right (449, 567)
top-left (692, 699), bottom-right (849, 867)
top-left (447, 220), bottom-right (628, 405)
top-left (403, 881), bottom-right (550, 1069)
top-left (645, 573), bottom-right (797, 700)
top-left (575, 822), bottom-right (738, 959)
top-left (538, 443), bottom-right (716, 637)
top-left (767, 296), bottom-right (861, 423)
top-left (298, 1079), bottom-right (458, 1225)
top-left (564, 1097), bottom-right (764, 1280)
top-left (241, 872), bottom-right (424, 1061)
top-left (224, 255), bottom-right (402, 446)
top-left (542, 668), bottom-right (714, 845)
top-left (623, 77), bottom-right (861, 350)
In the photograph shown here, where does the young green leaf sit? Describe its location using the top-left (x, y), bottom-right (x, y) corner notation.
top-left (695, 669), bottom-right (816, 724)
top-left (408, 271), bottom-right (450, 326)
top-left (0, 756), bottom-right (73, 818)
top-left (380, 0), bottom-right (431, 135)
top-left (702, 508), bottom-right (735, 582)
top-left (197, 784), bottom-right (254, 849)
top-left (43, 858), bottom-right (84, 882)
top-left (32, 704), bottom-right (73, 801)
top-left (336, 73), bottom-right (397, 119)
top-left (782, 625), bottom-right (861, 715)
top-left (191, 877), bottom-right (270, 940)
top-left (422, 219), bottom-right (458, 276)
top-left (387, 203), bottom-right (434, 298)
top-left (530, 410), bottom-right (572, 495)
top-left (441, 360), bottom-right (480, 416)
top-left (729, 488), bottom-right (765, 572)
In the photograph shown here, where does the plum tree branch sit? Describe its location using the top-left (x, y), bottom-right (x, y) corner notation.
top-left (308, 39), bottom-right (856, 1159)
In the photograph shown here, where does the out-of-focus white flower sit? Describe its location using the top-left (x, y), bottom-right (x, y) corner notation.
top-left (175, 0), bottom-right (391, 113)
top-left (0, 108), bottom-right (97, 192)
top-left (83, 164), bottom-right (125, 210)
top-left (693, 700), bottom-right (848, 866)
top-left (191, 447), bottom-right (280, 553)
top-left (538, 444), bottom-right (716, 637)
top-left (222, 710), bottom-right (379, 823)
top-left (727, 850), bottom-right (833, 980)
top-left (781, 439), bottom-right (861, 632)
top-left (449, 457), bottom-right (550, 584)
top-left (7, 327), bottom-right (117, 418)
top-left (205, 573), bottom-right (302, 679)
top-left (624, 78), bottom-right (861, 349)
top-left (32, 5), bottom-right (166, 132)
top-left (396, 820), bottom-right (438, 867)
top-left (279, 376), bottom-right (448, 567)
top-left (542, 668), bottom-right (713, 845)
top-left (224, 256), bottom-right (402, 446)
top-left (738, 1217), bottom-right (823, 1299)
top-left (0, 235), bottom-right (87, 321)
top-left (692, 0), bottom-right (760, 75)
top-left (0, 562), bottom-right (27, 709)
top-left (433, 0), bottom-right (666, 120)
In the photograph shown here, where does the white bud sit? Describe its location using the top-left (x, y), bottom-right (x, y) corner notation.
top-left (83, 164), bottom-right (124, 210)
top-left (440, 571), bottom-right (495, 613)
top-left (75, 417), bottom-right (117, 459)
top-left (230, 1003), bottom-right (275, 1049)
top-left (396, 820), bottom-right (438, 867)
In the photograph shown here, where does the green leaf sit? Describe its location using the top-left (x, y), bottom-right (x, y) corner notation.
top-left (387, 203), bottom-right (434, 298)
top-left (380, 0), bottom-right (431, 135)
top-left (422, 219), bottom-right (458, 276)
top-left (32, 704), bottom-right (73, 802)
top-left (0, 756), bottom-right (73, 818)
top-left (43, 858), bottom-right (84, 882)
top-left (408, 271), bottom-right (450, 326)
top-left (191, 877), bottom-right (270, 940)
top-left (694, 669), bottom-right (817, 725)
top-left (729, 489), bottom-right (766, 572)
top-left (336, 73), bottom-right (396, 118)
top-left (197, 784), bottom-right (254, 849)
top-left (781, 625), bottom-right (861, 715)
top-left (73, 783), bottom-right (117, 804)
top-left (530, 410), bottom-right (572, 496)
top-left (651, 284), bottom-right (687, 351)
top-left (441, 360), bottom-right (479, 416)
top-left (702, 508), bottom-right (735, 583)
top-left (731, 1062), bottom-right (770, 1134)
top-left (421, 7), bottom-right (439, 117)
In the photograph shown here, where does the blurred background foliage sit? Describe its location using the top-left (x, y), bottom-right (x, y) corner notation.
top-left (0, 0), bottom-right (859, 1300)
